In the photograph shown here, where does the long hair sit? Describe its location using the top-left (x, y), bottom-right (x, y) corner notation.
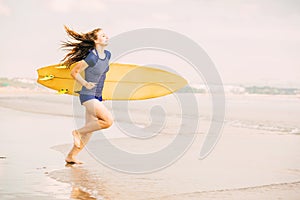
top-left (61, 26), bottom-right (101, 67)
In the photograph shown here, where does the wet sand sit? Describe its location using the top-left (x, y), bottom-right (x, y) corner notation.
top-left (1, 91), bottom-right (300, 199)
top-left (49, 126), bottom-right (300, 200)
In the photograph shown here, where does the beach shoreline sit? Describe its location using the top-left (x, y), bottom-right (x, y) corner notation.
top-left (1, 90), bottom-right (300, 199)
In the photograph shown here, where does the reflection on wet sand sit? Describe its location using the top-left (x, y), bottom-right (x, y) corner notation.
top-left (65, 164), bottom-right (97, 200)
top-left (70, 186), bottom-right (97, 200)
top-left (50, 164), bottom-right (110, 200)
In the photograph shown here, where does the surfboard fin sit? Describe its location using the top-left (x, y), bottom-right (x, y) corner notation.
top-left (57, 88), bottom-right (69, 94)
top-left (55, 65), bottom-right (69, 69)
top-left (39, 75), bottom-right (54, 81)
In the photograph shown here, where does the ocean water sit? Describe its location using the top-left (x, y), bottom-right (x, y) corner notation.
top-left (0, 92), bottom-right (299, 137)
top-left (100, 93), bottom-right (300, 136)
top-left (224, 95), bottom-right (300, 134)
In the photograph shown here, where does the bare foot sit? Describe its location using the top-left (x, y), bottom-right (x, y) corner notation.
top-left (72, 130), bottom-right (81, 148)
top-left (65, 156), bottom-right (83, 165)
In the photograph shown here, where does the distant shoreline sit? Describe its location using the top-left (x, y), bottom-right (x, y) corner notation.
top-left (1, 77), bottom-right (300, 96)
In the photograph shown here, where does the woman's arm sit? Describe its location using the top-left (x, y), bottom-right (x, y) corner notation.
top-left (70, 60), bottom-right (95, 89)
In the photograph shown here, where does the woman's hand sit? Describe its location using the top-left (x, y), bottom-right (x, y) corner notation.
top-left (84, 82), bottom-right (96, 90)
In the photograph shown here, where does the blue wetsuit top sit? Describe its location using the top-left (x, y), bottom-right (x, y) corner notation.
top-left (80, 49), bottom-right (111, 97)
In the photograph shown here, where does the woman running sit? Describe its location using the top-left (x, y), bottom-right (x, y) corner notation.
top-left (61, 26), bottom-right (113, 164)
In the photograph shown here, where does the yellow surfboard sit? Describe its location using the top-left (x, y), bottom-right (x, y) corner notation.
top-left (36, 63), bottom-right (187, 100)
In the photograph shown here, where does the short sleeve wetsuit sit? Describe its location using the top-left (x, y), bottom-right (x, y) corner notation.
top-left (79, 49), bottom-right (111, 104)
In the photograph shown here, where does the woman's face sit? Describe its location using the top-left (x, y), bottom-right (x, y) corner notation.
top-left (95, 30), bottom-right (109, 46)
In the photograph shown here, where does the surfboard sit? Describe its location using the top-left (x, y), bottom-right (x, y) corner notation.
top-left (36, 63), bottom-right (187, 100)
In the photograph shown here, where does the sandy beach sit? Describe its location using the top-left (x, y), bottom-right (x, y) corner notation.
top-left (1, 89), bottom-right (300, 200)
top-left (1, 0), bottom-right (300, 199)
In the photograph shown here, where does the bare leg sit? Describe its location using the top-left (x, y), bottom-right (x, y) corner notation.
top-left (72, 99), bottom-right (113, 148)
top-left (66, 99), bottom-right (113, 164)
top-left (77, 100), bottom-right (113, 134)
top-left (65, 111), bottom-right (95, 164)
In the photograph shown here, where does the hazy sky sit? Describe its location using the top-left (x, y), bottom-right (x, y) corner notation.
top-left (0, 0), bottom-right (299, 87)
